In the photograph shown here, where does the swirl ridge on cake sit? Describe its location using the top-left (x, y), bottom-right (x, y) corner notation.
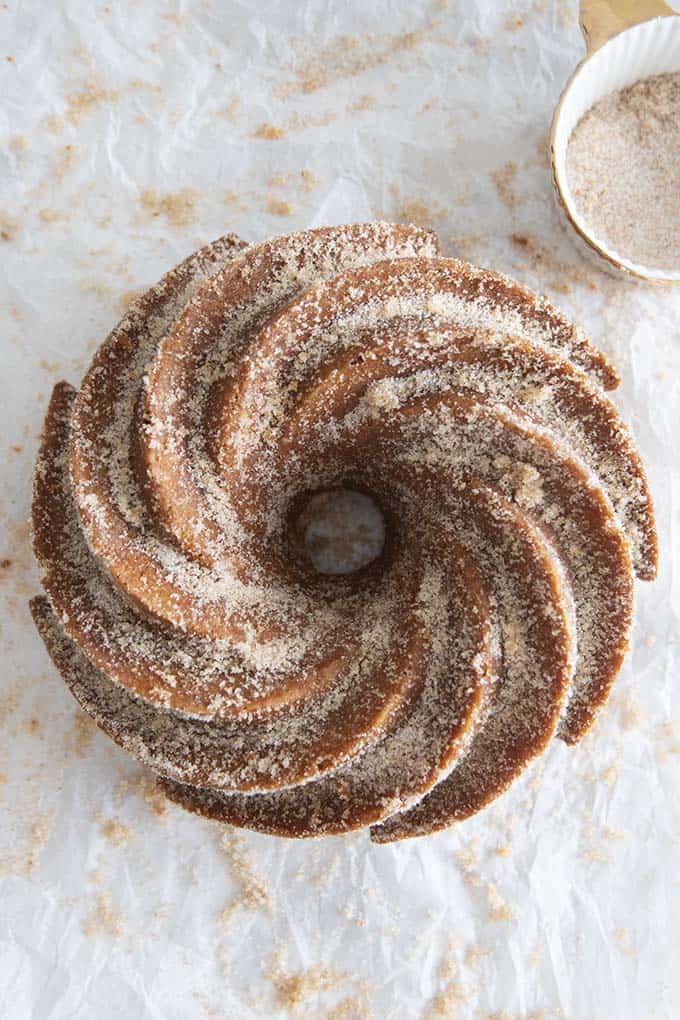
top-left (30, 223), bottom-right (657, 841)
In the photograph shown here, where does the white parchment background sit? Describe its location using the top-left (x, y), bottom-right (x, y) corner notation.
top-left (1, 2), bottom-right (679, 1018)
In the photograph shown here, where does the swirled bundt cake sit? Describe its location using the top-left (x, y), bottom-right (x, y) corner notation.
top-left (30, 223), bottom-right (657, 842)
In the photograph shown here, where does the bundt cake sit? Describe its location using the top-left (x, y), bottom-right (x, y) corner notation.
top-left (30, 223), bottom-right (657, 842)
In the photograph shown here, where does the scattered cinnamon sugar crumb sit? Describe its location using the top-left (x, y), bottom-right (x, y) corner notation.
top-left (268, 169), bottom-right (319, 194)
top-left (218, 830), bottom-right (271, 917)
top-left (509, 231), bottom-right (597, 295)
top-left (429, 940), bottom-right (467, 1017)
top-left (9, 134), bottom-right (27, 152)
top-left (582, 846), bottom-right (611, 864)
top-left (83, 890), bottom-right (124, 937)
top-left (324, 996), bottom-right (372, 1020)
top-left (25, 813), bottom-right (54, 872)
top-left (264, 196), bottom-right (294, 216)
top-left (485, 882), bottom-right (515, 922)
top-left (254, 122), bottom-right (285, 140)
top-left (71, 709), bottom-right (98, 757)
top-left (54, 144), bottom-right (79, 181)
top-left (340, 904), bottom-right (367, 928)
top-left (397, 198), bottom-right (434, 227)
top-left (504, 14), bottom-right (526, 31)
top-left (463, 943), bottom-right (488, 968)
top-left (0, 211), bottom-right (18, 241)
top-left (140, 187), bottom-right (198, 228)
top-left (470, 35), bottom-right (491, 57)
top-left (42, 112), bottom-right (64, 133)
top-left (66, 77), bottom-right (119, 123)
top-left (269, 948), bottom-right (342, 1009)
top-left (115, 771), bottom-right (168, 819)
top-left (97, 814), bottom-right (136, 847)
top-left (613, 927), bottom-right (635, 957)
top-left (296, 110), bottom-right (338, 131)
top-left (655, 721), bottom-right (680, 762)
top-left (455, 841), bottom-right (516, 922)
top-left (601, 763), bottom-right (618, 785)
top-left (346, 93), bottom-right (375, 113)
top-left (394, 196), bottom-right (444, 229)
top-left (218, 95), bottom-right (240, 121)
top-left (38, 208), bottom-right (64, 224)
top-left (277, 30), bottom-right (421, 97)
top-left (223, 189), bottom-right (249, 212)
top-left (0, 682), bottom-right (18, 729)
top-left (491, 161), bottom-right (519, 210)
top-left (620, 690), bottom-right (643, 731)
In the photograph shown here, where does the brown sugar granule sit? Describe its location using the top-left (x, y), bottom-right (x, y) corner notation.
top-left (139, 187), bottom-right (198, 228)
top-left (567, 72), bottom-right (680, 270)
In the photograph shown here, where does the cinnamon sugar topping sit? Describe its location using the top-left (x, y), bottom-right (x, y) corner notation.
top-left (30, 223), bottom-right (656, 842)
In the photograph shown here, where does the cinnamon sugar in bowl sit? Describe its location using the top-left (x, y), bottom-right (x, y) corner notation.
top-left (551, 2), bottom-right (680, 283)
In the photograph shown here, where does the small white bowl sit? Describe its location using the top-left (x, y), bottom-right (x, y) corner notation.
top-left (550, 0), bottom-right (680, 284)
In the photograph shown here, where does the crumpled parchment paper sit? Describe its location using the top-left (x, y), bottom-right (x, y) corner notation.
top-left (1, 1), bottom-right (679, 1017)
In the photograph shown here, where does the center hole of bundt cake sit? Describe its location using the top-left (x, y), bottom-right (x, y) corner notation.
top-left (295, 488), bottom-right (386, 576)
